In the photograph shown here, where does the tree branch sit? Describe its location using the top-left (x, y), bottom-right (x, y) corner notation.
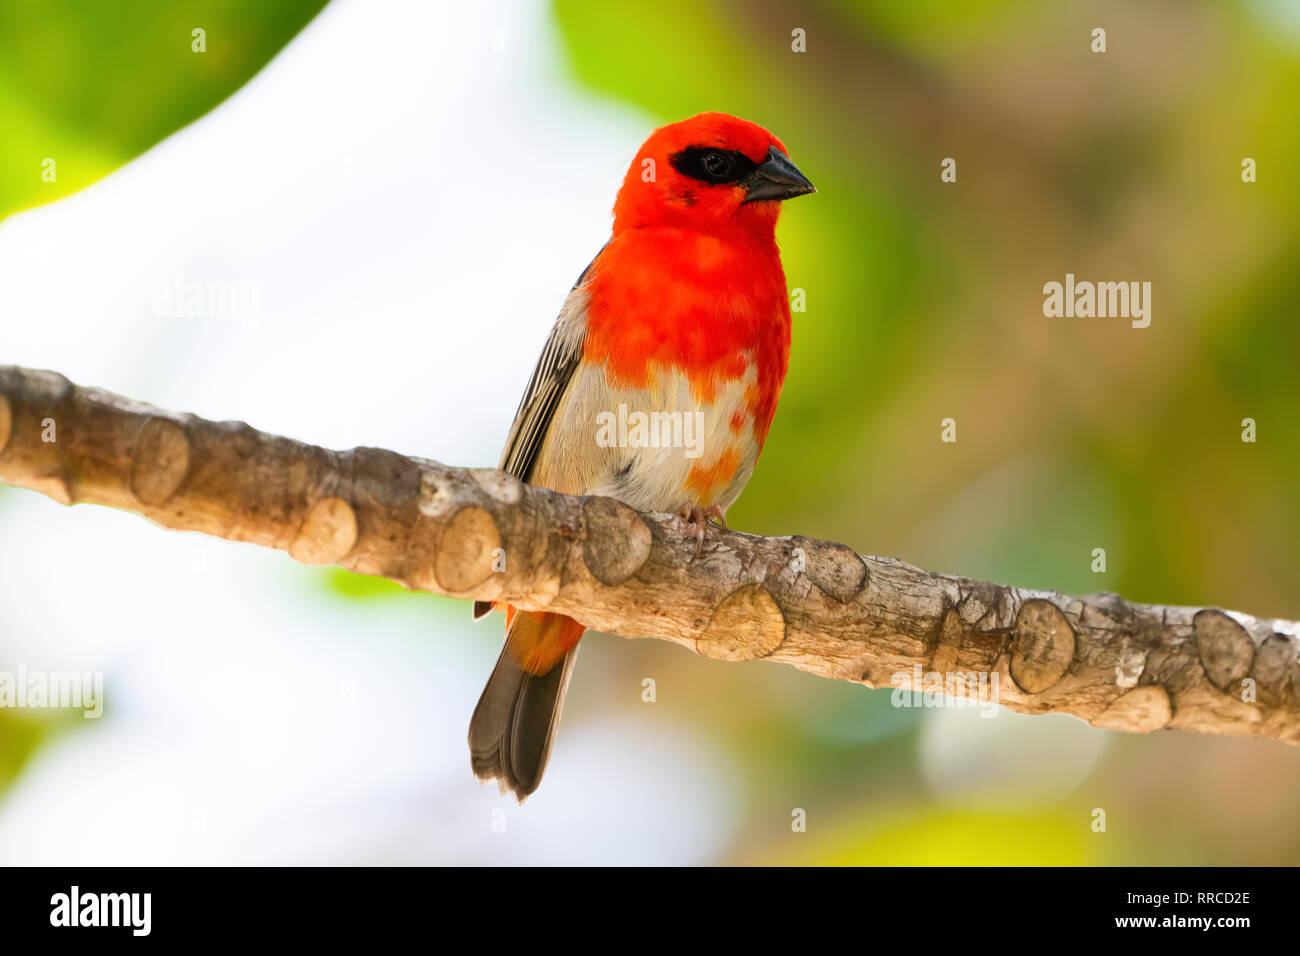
top-left (1, 365), bottom-right (1296, 743)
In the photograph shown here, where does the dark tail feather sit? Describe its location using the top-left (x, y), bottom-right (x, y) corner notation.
top-left (468, 635), bottom-right (578, 801)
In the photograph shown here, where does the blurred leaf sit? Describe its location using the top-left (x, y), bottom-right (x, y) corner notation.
top-left (830, 0), bottom-right (1038, 55)
top-left (320, 566), bottom-right (416, 602)
top-left (788, 807), bottom-right (1090, 865)
top-left (0, 0), bottom-right (329, 220)
top-left (0, 708), bottom-right (58, 796)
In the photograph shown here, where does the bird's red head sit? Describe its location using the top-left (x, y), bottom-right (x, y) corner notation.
top-left (612, 112), bottom-right (814, 236)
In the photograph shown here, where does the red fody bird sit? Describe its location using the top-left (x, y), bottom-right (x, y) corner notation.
top-left (469, 112), bottom-right (814, 799)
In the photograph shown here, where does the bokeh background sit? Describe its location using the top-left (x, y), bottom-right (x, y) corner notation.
top-left (1, 0), bottom-right (1298, 864)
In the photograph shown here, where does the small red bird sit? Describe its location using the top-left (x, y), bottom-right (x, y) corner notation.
top-left (469, 112), bottom-right (814, 799)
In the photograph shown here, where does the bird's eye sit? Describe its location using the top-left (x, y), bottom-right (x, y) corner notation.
top-left (668, 146), bottom-right (757, 186)
top-left (701, 150), bottom-right (733, 181)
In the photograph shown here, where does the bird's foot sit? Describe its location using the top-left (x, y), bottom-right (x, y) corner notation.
top-left (675, 504), bottom-right (728, 557)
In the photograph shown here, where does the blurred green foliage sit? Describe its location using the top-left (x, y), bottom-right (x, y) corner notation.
top-left (550, 0), bottom-right (1300, 864)
top-left (0, 708), bottom-right (54, 792)
top-left (0, 0), bottom-right (328, 221)
top-left (786, 808), bottom-right (1090, 865)
top-left (322, 566), bottom-right (415, 601)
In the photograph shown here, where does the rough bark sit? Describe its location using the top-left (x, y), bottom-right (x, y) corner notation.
top-left (1, 365), bottom-right (1297, 743)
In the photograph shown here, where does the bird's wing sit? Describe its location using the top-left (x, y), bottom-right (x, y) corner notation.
top-left (496, 248), bottom-right (603, 481)
top-left (473, 248), bottom-right (603, 620)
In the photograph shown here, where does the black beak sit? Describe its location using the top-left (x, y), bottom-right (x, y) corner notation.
top-left (742, 146), bottom-right (815, 204)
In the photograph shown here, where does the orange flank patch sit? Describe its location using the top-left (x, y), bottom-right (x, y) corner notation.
top-left (746, 380), bottom-right (781, 447)
top-left (686, 446), bottom-right (743, 502)
top-left (504, 607), bottom-right (585, 676)
top-left (729, 409), bottom-right (747, 435)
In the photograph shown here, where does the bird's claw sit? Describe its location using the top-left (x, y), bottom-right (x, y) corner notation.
top-left (675, 505), bottom-right (728, 558)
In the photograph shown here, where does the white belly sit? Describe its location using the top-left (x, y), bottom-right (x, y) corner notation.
top-left (531, 360), bottom-right (761, 516)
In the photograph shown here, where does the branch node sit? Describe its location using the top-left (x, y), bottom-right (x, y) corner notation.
top-left (1009, 599), bottom-right (1076, 694)
top-left (434, 505), bottom-right (502, 595)
top-left (1194, 609), bottom-right (1255, 693)
top-left (930, 607), bottom-right (966, 673)
top-left (1091, 685), bottom-right (1172, 733)
top-left (129, 417), bottom-right (190, 506)
top-left (696, 584), bottom-right (786, 661)
top-left (795, 535), bottom-right (869, 603)
top-left (1253, 634), bottom-right (1300, 706)
top-left (471, 467), bottom-right (523, 505)
top-left (290, 496), bottom-right (358, 565)
top-left (581, 496), bottom-right (651, 586)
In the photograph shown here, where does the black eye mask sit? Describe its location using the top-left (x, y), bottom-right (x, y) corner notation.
top-left (668, 146), bottom-right (759, 186)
